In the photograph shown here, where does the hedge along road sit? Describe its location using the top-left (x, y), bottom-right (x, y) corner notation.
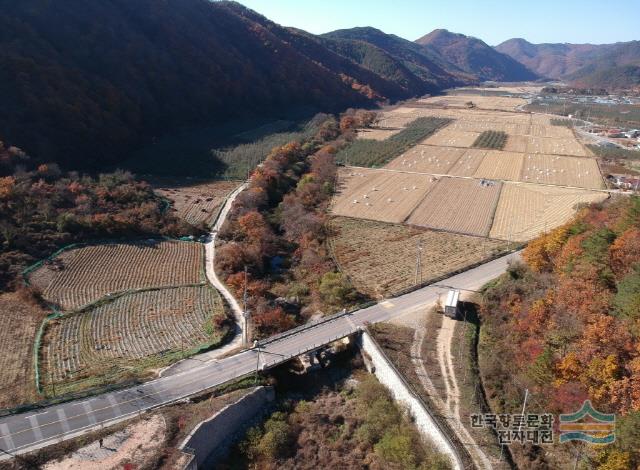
top-left (0, 249), bottom-right (521, 460)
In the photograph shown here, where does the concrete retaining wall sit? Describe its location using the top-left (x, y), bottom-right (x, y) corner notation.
top-left (358, 331), bottom-right (463, 470)
top-left (178, 386), bottom-right (275, 469)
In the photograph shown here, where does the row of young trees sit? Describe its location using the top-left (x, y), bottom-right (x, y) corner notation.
top-left (215, 111), bottom-right (376, 338)
top-left (0, 140), bottom-right (192, 291)
top-left (480, 196), bottom-right (640, 469)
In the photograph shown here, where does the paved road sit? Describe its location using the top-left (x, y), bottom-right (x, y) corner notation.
top-left (0, 251), bottom-right (521, 460)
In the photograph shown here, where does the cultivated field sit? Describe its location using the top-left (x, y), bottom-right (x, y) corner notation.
top-left (418, 94), bottom-right (527, 111)
top-left (421, 128), bottom-right (480, 147)
top-left (331, 168), bottom-right (437, 223)
top-left (385, 145), bottom-right (465, 173)
top-left (447, 149), bottom-right (487, 177)
top-left (490, 183), bottom-right (609, 241)
top-left (521, 154), bottom-right (604, 188)
top-left (41, 285), bottom-right (226, 393)
top-left (502, 134), bottom-right (529, 153)
top-left (526, 136), bottom-right (591, 157)
top-left (472, 130), bottom-right (508, 150)
top-left (406, 177), bottom-right (502, 236)
top-left (0, 293), bottom-right (47, 408)
top-left (151, 178), bottom-right (241, 226)
top-left (329, 217), bottom-right (508, 297)
top-left (29, 240), bottom-right (204, 310)
top-left (356, 128), bottom-right (402, 140)
top-left (473, 151), bottom-right (524, 181)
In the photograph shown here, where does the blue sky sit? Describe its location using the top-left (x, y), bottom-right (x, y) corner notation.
top-left (235, 0), bottom-right (638, 46)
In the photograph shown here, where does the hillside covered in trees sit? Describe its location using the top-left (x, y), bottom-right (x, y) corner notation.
top-left (0, 0), bottom-right (465, 171)
top-left (480, 196), bottom-right (640, 468)
top-left (496, 38), bottom-right (640, 89)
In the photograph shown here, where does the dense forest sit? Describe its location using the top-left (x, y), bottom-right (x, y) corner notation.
top-left (480, 196), bottom-right (640, 469)
top-left (0, 0), bottom-right (377, 170)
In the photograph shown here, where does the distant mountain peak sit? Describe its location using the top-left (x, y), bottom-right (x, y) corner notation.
top-left (415, 29), bottom-right (538, 82)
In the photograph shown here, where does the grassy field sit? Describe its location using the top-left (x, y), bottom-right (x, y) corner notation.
top-left (40, 285), bottom-right (227, 396)
top-left (329, 217), bottom-right (508, 297)
top-left (336, 117), bottom-right (451, 167)
top-left (150, 178), bottom-right (241, 227)
top-left (472, 131), bottom-right (508, 150)
top-left (0, 293), bottom-right (47, 409)
top-left (28, 240), bottom-right (204, 311)
top-left (406, 178), bottom-right (502, 237)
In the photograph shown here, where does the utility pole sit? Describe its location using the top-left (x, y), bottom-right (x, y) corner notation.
top-left (243, 265), bottom-right (249, 347)
top-left (414, 239), bottom-right (422, 285)
top-left (518, 389), bottom-right (530, 434)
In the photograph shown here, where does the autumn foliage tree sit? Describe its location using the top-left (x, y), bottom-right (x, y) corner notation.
top-left (480, 196), bottom-right (640, 468)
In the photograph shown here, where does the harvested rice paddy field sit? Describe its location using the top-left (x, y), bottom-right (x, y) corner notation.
top-left (417, 94), bottom-right (527, 111)
top-left (473, 151), bottom-right (524, 181)
top-left (151, 178), bottom-right (241, 226)
top-left (28, 240), bottom-right (204, 310)
top-left (0, 293), bottom-right (48, 408)
top-left (385, 145), bottom-right (464, 173)
top-left (421, 128), bottom-right (480, 147)
top-left (521, 154), bottom-right (604, 188)
top-left (40, 285), bottom-right (227, 394)
top-left (331, 167), bottom-right (437, 223)
top-left (329, 217), bottom-right (508, 297)
top-left (526, 136), bottom-right (591, 157)
top-left (406, 177), bottom-right (502, 236)
top-left (489, 183), bottom-right (609, 241)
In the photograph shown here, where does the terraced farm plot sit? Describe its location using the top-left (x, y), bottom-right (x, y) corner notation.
top-left (0, 293), bottom-right (47, 408)
top-left (526, 136), bottom-right (590, 157)
top-left (29, 240), bottom-right (204, 310)
top-left (489, 183), bottom-right (609, 241)
top-left (332, 168), bottom-right (437, 223)
top-left (422, 129), bottom-right (480, 148)
top-left (329, 217), bottom-right (508, 297)
top-left (406, 177), bottom-right (502, 236)
top-left (473, 151), bottom-right (524, 181)
top-left (152, 179), bottom-right (241, 226)
top-left (447, 149), bottom-right (487, 177)
top-left (521, 154), bottom-right (604, 189)
top-left (385, 146), bottom-right (464, 174)
top-left (41, 286), bottom-right (227, 393)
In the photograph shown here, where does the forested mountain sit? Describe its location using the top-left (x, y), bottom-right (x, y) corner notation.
top-left (416, 29), bottom-right (539, 82)
top-left (0, 1), bottom-right (480, 171)
top-left (322, 27), bottom-right (473, 88)
top-left (0, 0), bottom-right (388, 170)
top-left (496, 38), bottom-right (640, 88)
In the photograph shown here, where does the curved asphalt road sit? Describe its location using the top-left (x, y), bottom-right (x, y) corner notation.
top-left (0, 250), bottom-right (521, 460)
